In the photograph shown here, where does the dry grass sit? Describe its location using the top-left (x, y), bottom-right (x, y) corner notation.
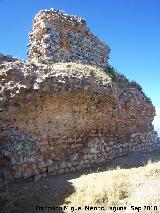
top-left (64, 161), bottom-right (160, 212)
top-left (2, 159), bottom-right (160, 213)
top-left (50, 62), bottom-right (111, 82)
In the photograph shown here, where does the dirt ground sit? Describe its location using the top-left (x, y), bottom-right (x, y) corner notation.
top-left (1, 150), bottom-right (160, 213)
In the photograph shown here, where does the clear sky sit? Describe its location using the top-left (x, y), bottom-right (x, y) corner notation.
top-left (0, 0), bottom-right (159, 132)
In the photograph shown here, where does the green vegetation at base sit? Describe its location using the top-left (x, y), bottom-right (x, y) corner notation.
top-left (106, 65), bottom-right (117, 82)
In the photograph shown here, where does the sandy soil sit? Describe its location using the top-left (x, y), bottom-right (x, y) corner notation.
top-left (1, 150), bottom-right (160, 213)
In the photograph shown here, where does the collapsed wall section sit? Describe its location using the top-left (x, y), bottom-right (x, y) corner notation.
top-left (28, 9), bottom-right (110, 68)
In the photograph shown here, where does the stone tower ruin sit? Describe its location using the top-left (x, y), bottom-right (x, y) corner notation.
top-left (28, 9), bottom-right (110, 68)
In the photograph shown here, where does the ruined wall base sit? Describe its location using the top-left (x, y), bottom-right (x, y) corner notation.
top-left (1, 131), bottom-right (160, 183)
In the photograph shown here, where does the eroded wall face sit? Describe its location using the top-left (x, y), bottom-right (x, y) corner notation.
top-left (0, 9), bottom-right (159, 182)
top-left (1, 91), bottom-right (159, 181)
top-left (28, 10), bottom-right (110, 68)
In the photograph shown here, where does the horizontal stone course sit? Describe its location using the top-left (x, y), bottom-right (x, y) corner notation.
top-left (1, 127), bottom-right (159, 181)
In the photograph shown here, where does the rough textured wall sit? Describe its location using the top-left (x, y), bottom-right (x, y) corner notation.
top-left (0, 9), bottom-right (159, 182)
top-left (28, 9), bottom-right (110, 68)
top-left (0, 61), bottom-right (159, 181)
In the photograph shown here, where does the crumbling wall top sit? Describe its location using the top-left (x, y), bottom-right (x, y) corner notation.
top-left (0, 53), bottom-right (18, 64)
top-left (32, 9), bottom-right (89, 35)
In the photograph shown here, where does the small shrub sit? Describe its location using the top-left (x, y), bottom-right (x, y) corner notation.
top-left (130, 81), bottom-right (142, 91)
top-left (106, 65), bottom-right (117, 82)
top-left (13, 140), bottom-right (36, 156)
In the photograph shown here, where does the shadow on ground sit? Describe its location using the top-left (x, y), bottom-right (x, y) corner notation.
top-left (1, 150), bottom-right (160, 213)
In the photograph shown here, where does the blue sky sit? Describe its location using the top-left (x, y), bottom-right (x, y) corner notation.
top-left (0, 0), bottom-right (159, 132)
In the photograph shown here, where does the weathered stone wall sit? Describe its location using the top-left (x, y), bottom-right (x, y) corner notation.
top-left (0, 9), bottom-right (159, 182)
top-left (0, 61), bottom-right (159, 181)
top-left (28, 9), bottom-right (110, 69)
